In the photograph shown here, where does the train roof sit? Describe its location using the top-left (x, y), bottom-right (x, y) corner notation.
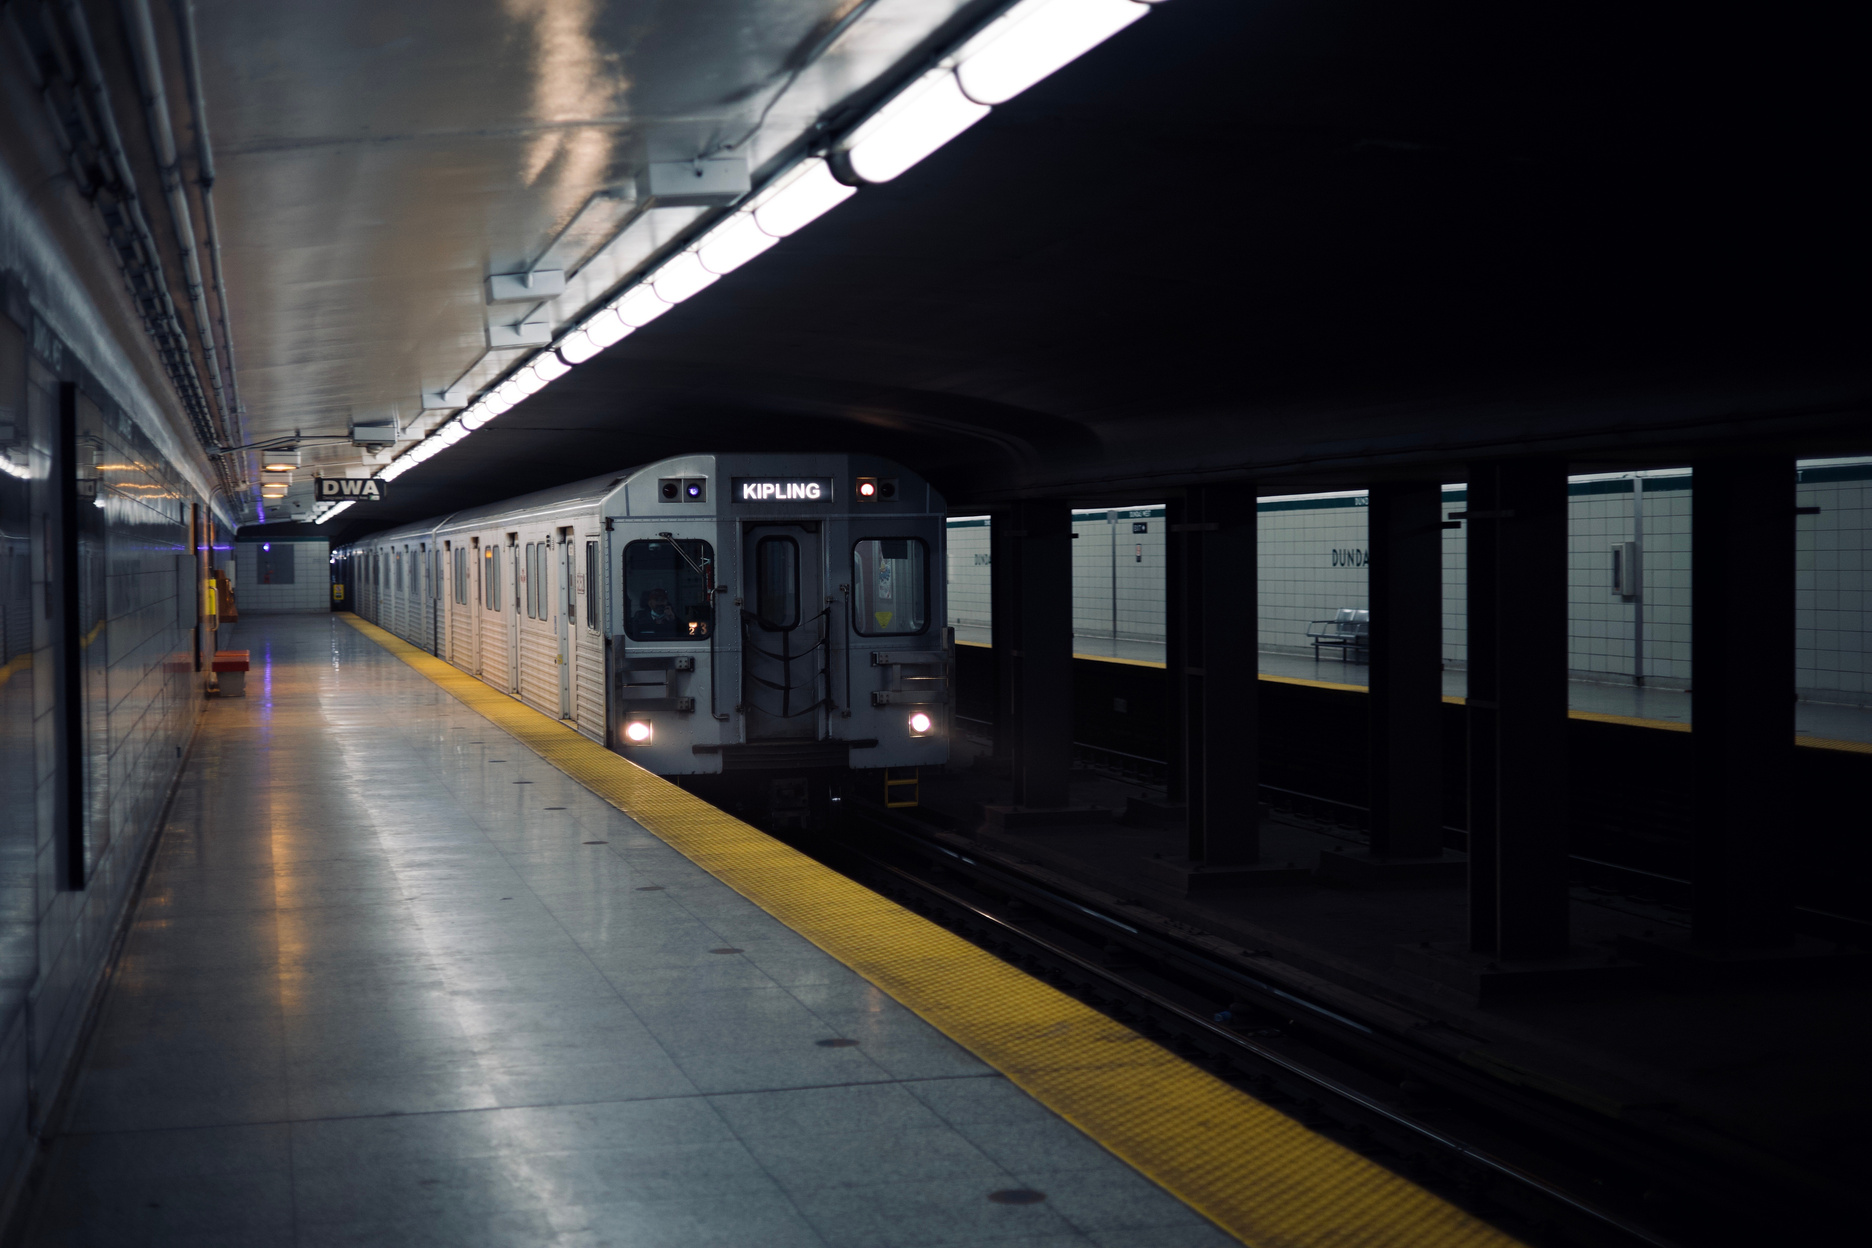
top-left (342, 468), bottom-right (630, 548)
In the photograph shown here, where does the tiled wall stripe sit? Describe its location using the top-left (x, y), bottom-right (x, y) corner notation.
top-left (945, 463), bottom-right (1872, 702)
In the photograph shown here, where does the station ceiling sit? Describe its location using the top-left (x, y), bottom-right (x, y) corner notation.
top-left (27, 2), bottom-right (1868, 541)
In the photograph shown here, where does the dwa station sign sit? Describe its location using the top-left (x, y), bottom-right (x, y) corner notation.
top-left (316, 477), bottom-right (388, 502)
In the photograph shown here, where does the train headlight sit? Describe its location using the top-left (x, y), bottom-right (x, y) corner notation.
top-left (908, 711), bottom-right (934, 737)
top-left (624, 720), bottom-right (653, 744)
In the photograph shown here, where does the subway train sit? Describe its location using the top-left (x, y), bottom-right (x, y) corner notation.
top-left (338, 453), bottom-right (951, 822)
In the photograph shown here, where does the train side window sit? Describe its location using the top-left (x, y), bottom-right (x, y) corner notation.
top-left (483, 547), bottom-right (500, 610)
top-left (454, 548), bottom-right (468, 604)
top-left (852, 538), bottom-right (928, 636)
top-left (524, 543), bottom-right (536, 618)
top-left (754, 536), bottom-right (799, 631)
top-left (584, 541), bottom-right (598, 630)
top-left (623, 539), bottom-right (713, 641)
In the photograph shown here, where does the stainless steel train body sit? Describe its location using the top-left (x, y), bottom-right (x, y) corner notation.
top-left (340, 454), bottom-right (950, 780)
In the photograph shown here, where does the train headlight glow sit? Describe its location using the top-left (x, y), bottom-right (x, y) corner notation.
top-left (908, 711), bottom-right (933, 736)
top-left (624, 721), bottom-right (653, 744)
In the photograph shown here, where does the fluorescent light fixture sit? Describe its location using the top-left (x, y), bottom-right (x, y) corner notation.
top-left (698, 213), bottom-right (779, 275)
top-left (482, 392), bottom-right (515, 416)
top-left (588, 307), bottom-right (633, 348)
top-left (460, 406), bottom-right (495, 431)
top-left (530, 353), bottom-right (570, 384)
top-left (261, 448), bottom-right (300, 472)
top-left (315, 500), bottom-right (354, 523)
top-left (558, 328), bottom-right (599, 365)
top-left (510, 368), bottom-right (548, 399)
top-left (438, 422), bottom-right (469, 444)
top-left (753, 158), bottom-right (855, 238)
top-left (955, 0), bottom-right (1150, 105)
top-left (558, 306), bottom-right (634, 366)
top-left (651, 252), bottom-right (719, 305)
top-left (613, 285), bottom-right (675, 329)
top-left (843, 68), bottom-right (990, 184)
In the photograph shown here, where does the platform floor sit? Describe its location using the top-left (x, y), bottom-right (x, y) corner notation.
top-left (23, 616), bottom-right (1248, 1248)
top-left (22, 614), bottom-right (1516, 1248)
top-left (952, 627), bottom-right (1872, 745)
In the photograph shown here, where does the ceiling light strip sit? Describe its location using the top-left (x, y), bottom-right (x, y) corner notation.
top-left (370, 0), bottom-right (1166, 488)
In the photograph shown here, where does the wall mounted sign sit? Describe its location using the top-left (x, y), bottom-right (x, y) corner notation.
top-left (731, 477), bottom-right (833, 503)
top-left (316, 477), bottom-right (387, 502)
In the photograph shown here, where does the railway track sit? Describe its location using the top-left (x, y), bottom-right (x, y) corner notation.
top-left (776, 798), bottom-right (1850, 1248)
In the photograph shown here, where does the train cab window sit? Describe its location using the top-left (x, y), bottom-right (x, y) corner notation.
top-left (852, 538), bottom-right (928, 636)
top-left (754, 536), bottom-right (799, 630)
top-left (483, 547), bottom-right (500, 610)
top-left (624, 539), bottom-right (714, 641)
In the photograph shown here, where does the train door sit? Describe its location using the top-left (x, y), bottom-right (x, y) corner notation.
top-left (470, 536), bottom-right (483, 675)
top-left (506, 535), bottom-right (521, 693)
top-left (480, 539), bottom-right (507, 684)
top-left (741, 523), bottom-right (825, 740)
top-left (557, 531), bottom-right (573, 718)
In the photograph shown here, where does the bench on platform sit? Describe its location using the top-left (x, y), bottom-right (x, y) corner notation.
top-left (212, 649), bottom-right (250, 695)
top-left (1305, 608), bottom-right (1369, 663)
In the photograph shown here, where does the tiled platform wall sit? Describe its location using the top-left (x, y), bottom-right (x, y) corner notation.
top-left (946, 461), bottom-right (1872, 703)
top-left (234, 538), bottom-right (331, 613)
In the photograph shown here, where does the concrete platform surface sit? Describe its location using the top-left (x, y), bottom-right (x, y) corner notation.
top-left (21, 616), bottom-right (1235, 1248)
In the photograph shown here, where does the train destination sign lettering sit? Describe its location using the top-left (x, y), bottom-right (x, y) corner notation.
top-left (732, 477), bottom-right (833, 503)
top-left (315, 477), bottom-right (388, 502)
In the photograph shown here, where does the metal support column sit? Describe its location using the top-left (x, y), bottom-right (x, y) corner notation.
top-left (993, 500), bottom-right (1073, 808)
top-left (1367, 480), bottom-right (1444, 859)
top-left (1466, 459), bottom-right (1568, 958)
top-left (1691, 457), bottom-right (1795, 949)
top-left (1172, 484), bottom-right (1259, 866)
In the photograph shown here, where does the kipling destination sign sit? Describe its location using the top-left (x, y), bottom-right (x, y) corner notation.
top-left (316, 477), bottom-right (388, 502)
top-left (732, 477), bottom-right (834, 503)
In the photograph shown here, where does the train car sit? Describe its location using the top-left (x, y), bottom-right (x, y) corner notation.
top-left (340, 453), bottom-right (951, 823)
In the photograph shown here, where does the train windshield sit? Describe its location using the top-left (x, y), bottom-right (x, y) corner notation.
top-left (624, 539), bottom-right (715, 641)
top-left (852, 538), bottom-right (927, 635)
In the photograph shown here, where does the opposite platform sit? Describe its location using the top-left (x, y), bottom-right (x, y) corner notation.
top-left (23, 614), bottom-right (1517, 1248)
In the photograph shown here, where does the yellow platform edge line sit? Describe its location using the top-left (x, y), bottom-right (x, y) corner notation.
top-left (338, 615), bottom-right (1520, 1248)
top-left (983, 652), bottom-right (1864, 753)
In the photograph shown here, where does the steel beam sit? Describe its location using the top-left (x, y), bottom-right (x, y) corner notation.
top-left (1466, 460), bottom-right (1568, 958)
top-left (1691, 457), bottom-right (1795, 949)
top-left (1367, 480), bottom-right (1445, 859)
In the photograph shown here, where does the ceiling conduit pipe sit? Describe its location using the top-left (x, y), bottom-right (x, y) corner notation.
top-left (54, 0), bottom-right (230, 491)
top-left (1, 3), bottom-right (94, 198)
top-left (168, 0), bottom-right (245, 457)
top-left (122, 0), bottom-right (233, 455)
